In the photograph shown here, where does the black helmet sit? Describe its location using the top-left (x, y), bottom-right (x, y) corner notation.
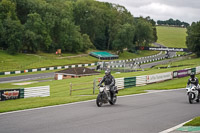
top-left (105, 69), bottom-right (110, 76)
top-left (190, 72), bottom-right (195, 78)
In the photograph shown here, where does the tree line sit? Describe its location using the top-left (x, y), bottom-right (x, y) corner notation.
top-left (157, 18), bottom-right (189, 27)
top-left (186, 21), bottom-right (200, 57)
top-left (0, 0), bottom-right (157, 54)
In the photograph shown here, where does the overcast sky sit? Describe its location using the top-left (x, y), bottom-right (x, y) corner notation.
top-left (97, 0), bottom-right (200, 24)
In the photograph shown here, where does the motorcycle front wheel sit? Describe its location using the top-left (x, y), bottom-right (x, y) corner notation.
top-left (96, 94), bottom-right (103, 107)
top-left (188, 92), bottom-right (195, 104)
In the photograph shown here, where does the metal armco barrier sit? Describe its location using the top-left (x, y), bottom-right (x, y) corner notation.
top-left (136, 75), bottom-right (147, 86)
top-left (124, 77), bottom-right (136, 88)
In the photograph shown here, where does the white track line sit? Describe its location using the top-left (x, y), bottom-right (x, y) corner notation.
top-left (159, 119), bottom-right (192, 133)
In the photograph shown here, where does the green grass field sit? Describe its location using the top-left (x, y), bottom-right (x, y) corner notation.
top-left (157, 26), bottom-right (187, 48)
top-left (119, 51), bottom-right (159, 60)
top-left (0, 50), bottom-right (158, 72)
top-left (0, 50), bottom-right (98, 72)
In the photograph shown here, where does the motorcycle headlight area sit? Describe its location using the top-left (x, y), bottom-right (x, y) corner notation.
top-left (99, 87), bottom-right (104, 92)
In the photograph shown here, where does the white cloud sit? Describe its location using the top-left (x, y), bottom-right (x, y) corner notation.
top-left (132, 3), bottom-right (175, 16)
top-left (97, 0), bottom-right (200, 24)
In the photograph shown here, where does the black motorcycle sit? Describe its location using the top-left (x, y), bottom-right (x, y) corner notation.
top-left (96, 85), bottom-right (117, 107)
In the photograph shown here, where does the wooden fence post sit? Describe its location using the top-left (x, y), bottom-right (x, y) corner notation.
top-left (93, 79), bottom-right (96, 95)
top-left (70, 83), bottom-right (72, 96)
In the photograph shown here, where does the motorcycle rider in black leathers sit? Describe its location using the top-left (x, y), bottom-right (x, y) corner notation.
top-left (187, 73), bottom-right (200, 102)
top-left (98, 69), bottom-right (116, 101)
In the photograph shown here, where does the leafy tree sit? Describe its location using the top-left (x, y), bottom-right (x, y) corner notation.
top-left (0, 0), bottom-right (24, 54)
top-left (24, 13), bottom-right (49, 52)
top-left (0, 20), bottom-right (3, 46)
top-left (145, 16), bottom-right (157, 42)
top-left (134, 17), bottom-right (154, 47)
top-left (186, 21), bottom-right (200, 57)
top-left (0, 0), bottom-right (17, 20)
top-left (112, 23), bottom-right (135, 53)
top-left (157, 18), bottom-right (189, 27)
top-left (81, 34), bottom-right (94, 51)
top-left (58, 18), bottom-right (92, 53)
top-left (0, 0), bottom-right (157, 54)
top-left (1, 18), bottom-right (24, 54)
top-left (107, 4), bottom-right (134, 50)
top-left (74, 0), bottom-right (107, 49)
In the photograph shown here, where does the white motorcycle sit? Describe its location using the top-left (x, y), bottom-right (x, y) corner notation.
top-left (96, 85), bottom-right (117, 107)
top-left (186, 84), bottom-right (199, 104)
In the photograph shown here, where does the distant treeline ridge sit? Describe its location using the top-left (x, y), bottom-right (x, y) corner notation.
top-left (157, 18), bottom-right (189, 27)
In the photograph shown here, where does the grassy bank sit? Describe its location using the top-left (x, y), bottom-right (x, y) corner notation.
top-left (0, 50), bottom-right (158, 72)
top-left (119, 50), bottom-right (159, 60)
top-left (156, 26), bottom-right (187, 48)
top-left (0, 50), bottom-right (98, 72)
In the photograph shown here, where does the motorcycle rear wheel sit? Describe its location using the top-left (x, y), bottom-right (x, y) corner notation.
top-left (96, 94), bottom-right (103, 107)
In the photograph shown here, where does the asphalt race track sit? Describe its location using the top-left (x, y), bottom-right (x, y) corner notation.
top-left (0, 89), bottom-right (200, 133)
top-left (0, 72), bottom-right (54, 83)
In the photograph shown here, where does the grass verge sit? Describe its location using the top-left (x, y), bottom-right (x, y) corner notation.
top-left (184, 117), bottom-right (200, 126)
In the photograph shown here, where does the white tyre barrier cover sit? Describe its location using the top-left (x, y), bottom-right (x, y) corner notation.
top-left (24, 86), bottom-right (50, 98)
top-left (136, 75), bottom-right (147, 86)
top-left (115, 78), bottom-right (124, 90)
top-left (196, 66), bottom-right (200, 74)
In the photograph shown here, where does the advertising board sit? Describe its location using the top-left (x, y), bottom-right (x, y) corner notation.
top-left (173, 69), bottom-right (191, 78)
top-left (0, 89), bottom-right (20, 101)
top-left (147, 72), bottom-right (172, 83)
